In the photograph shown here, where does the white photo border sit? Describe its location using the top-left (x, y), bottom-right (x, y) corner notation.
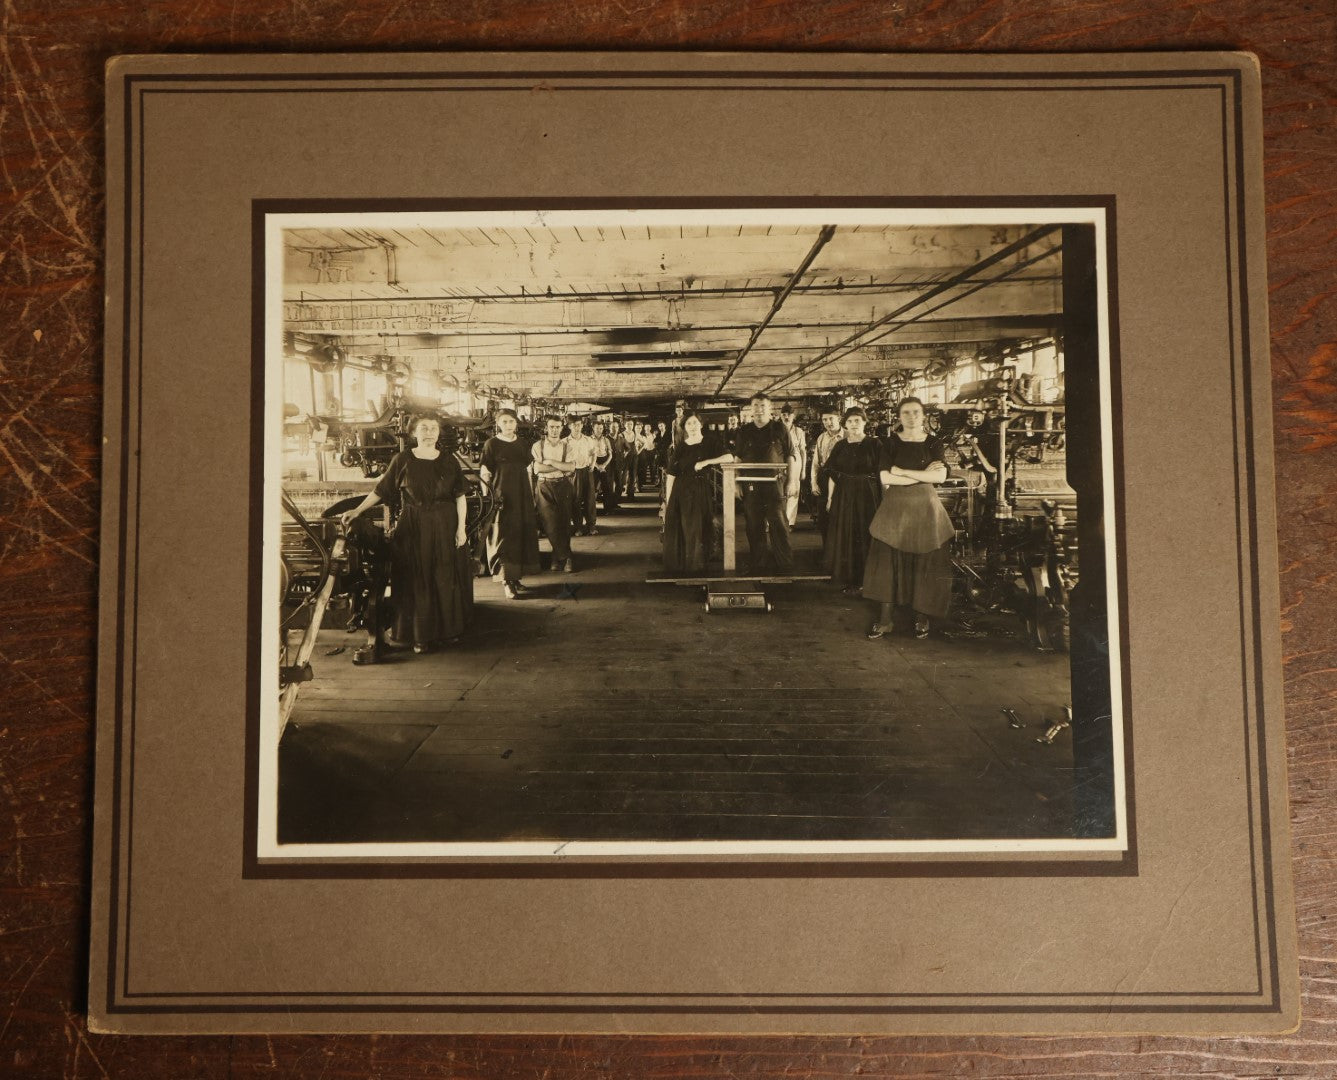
top-left (257, 205), bottom-right (1126, 861)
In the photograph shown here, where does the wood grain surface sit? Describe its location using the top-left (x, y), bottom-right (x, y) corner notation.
top-left (1, 1), bottom-right (1333, 1075)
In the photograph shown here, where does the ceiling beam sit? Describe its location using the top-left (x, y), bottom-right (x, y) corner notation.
top-left (300, 314), bottom-right (1053, 355)
top-left (286, 275), bottom-right (1062, 305)
top-left (282, 225), bottom-right (1046, 295)
top-left (281, 278), bottom-right (1059, 336)
top-left (833, 245), bottom-right (1062, 363)
top-left (761, 226), bottom-right (1060, 393)
top-left (715, 225), bottom-right (835, 395)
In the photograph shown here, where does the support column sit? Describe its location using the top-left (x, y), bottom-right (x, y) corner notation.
top-left (1062, 222), bottom-right (1116, 839)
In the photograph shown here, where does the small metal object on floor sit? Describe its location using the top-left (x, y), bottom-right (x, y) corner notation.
top-left (646, 568), bottom-right (830, 612)
top-left (1002, 707), bottom-right (1026, 729)
top-left (704, 582), bottom-right (772, 613)
top-left (1036, 704), bottom-right (1074, 745)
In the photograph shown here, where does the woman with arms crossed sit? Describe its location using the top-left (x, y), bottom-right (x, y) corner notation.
top-left (863, 397), bottom-right (955, 640)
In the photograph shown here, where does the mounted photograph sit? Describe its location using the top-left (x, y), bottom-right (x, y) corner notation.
top-left (93, 51), bottom-right (1297, 1037)
top-left (258, 205), bottom-right (1124, 858)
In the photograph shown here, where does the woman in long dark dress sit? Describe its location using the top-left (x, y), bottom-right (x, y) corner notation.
top-left (479, 409), bottom-right (541, 599)
top-left (863, 397), bottom-right (955, 639)
top-left (340, 415), bottom-right (468, 653)
top-left (662, 412), bottom-right (734, 574)
top-left (823, 407), bottom-right (882, 593)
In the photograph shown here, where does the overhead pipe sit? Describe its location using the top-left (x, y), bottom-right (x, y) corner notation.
top-left (715, 225), bottom-right (836, 395)
top-left (772, 243), bottom-right (1064, 394)
top-left (286, 272), bottom-right (1061, 308)
top-left (761, 225), bottom-right (1060, 394)
top-left (848, 245), bottom-right (1062, 358)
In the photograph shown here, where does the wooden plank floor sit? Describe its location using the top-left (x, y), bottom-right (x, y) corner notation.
top-left (280, 493), bottom-right (1077, 843)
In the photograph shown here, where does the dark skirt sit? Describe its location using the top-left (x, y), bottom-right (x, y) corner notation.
top-left (493, 486), bottom-right (540, 580)
top-left (825, 474), bottom-right (880, 586)
top-left (663, 474), bottom-right (713, 574)
top-left (862, 539), bottom-right (953, 617)
top-left (390, 503), bottom-right (467, 645)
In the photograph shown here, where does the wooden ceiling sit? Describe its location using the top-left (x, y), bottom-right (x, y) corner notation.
top-left (281, 220), bottom-right (1064, 405)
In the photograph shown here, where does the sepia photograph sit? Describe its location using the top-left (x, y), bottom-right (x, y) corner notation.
top-left (259, 206), bottom-right (1124, 857)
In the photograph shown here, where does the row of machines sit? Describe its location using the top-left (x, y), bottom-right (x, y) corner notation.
top-left (930, 368), bottom-right (1077, 652)
top-left (277, 394), bottom-right (682, 722)
top-left (278, 399), bottom-right (501, 726)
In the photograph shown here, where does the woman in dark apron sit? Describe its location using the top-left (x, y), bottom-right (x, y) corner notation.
top-left (479, 409), bottom-right (541, 599)
top-left (340, 415), bottom-right (468, 653)
top-left (863, 397), bottom-right (955, 639)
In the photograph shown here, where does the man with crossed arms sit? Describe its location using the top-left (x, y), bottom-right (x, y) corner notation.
top-left (531, 416), bottom-right (577, 572)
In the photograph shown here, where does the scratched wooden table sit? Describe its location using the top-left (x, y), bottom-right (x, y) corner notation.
top-left (2, 2), bottom-right (1333, 1075)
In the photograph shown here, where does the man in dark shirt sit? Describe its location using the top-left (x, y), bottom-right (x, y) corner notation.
top-left (723, 411), bottom-right (741, 454)
top-left (670, 399), bottom-right (688, 448)
top-left (607, 419), bottom-right (628, 505)
top-left (592, 419), bottom-right (617, 514)
top-left (731, 394), bottom-right (797, 574)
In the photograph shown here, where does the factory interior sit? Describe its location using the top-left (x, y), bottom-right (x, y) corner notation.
top-left (273, 214), bottom-right (1116, 847)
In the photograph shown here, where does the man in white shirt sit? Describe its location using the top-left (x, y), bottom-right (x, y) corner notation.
top-left (636, 423), bottom-right (657, 489)
top-left (566, 418), bottom-right (599, 535)
top-left (809, 404), bottom-right (844, 539)
top-left (531, 416), bottom-right (576, 571)
top-left (779, 404), bottom-right (808, 528)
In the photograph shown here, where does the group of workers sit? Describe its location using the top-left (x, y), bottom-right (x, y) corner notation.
top-left (530, 414), bottom-right (657, 573)
top-left (337, 393), bottom-right (956, 655)
top-left (335, 408), bottom-right (680, 645)
top-left (659, 394), bottom-right (953, 641)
